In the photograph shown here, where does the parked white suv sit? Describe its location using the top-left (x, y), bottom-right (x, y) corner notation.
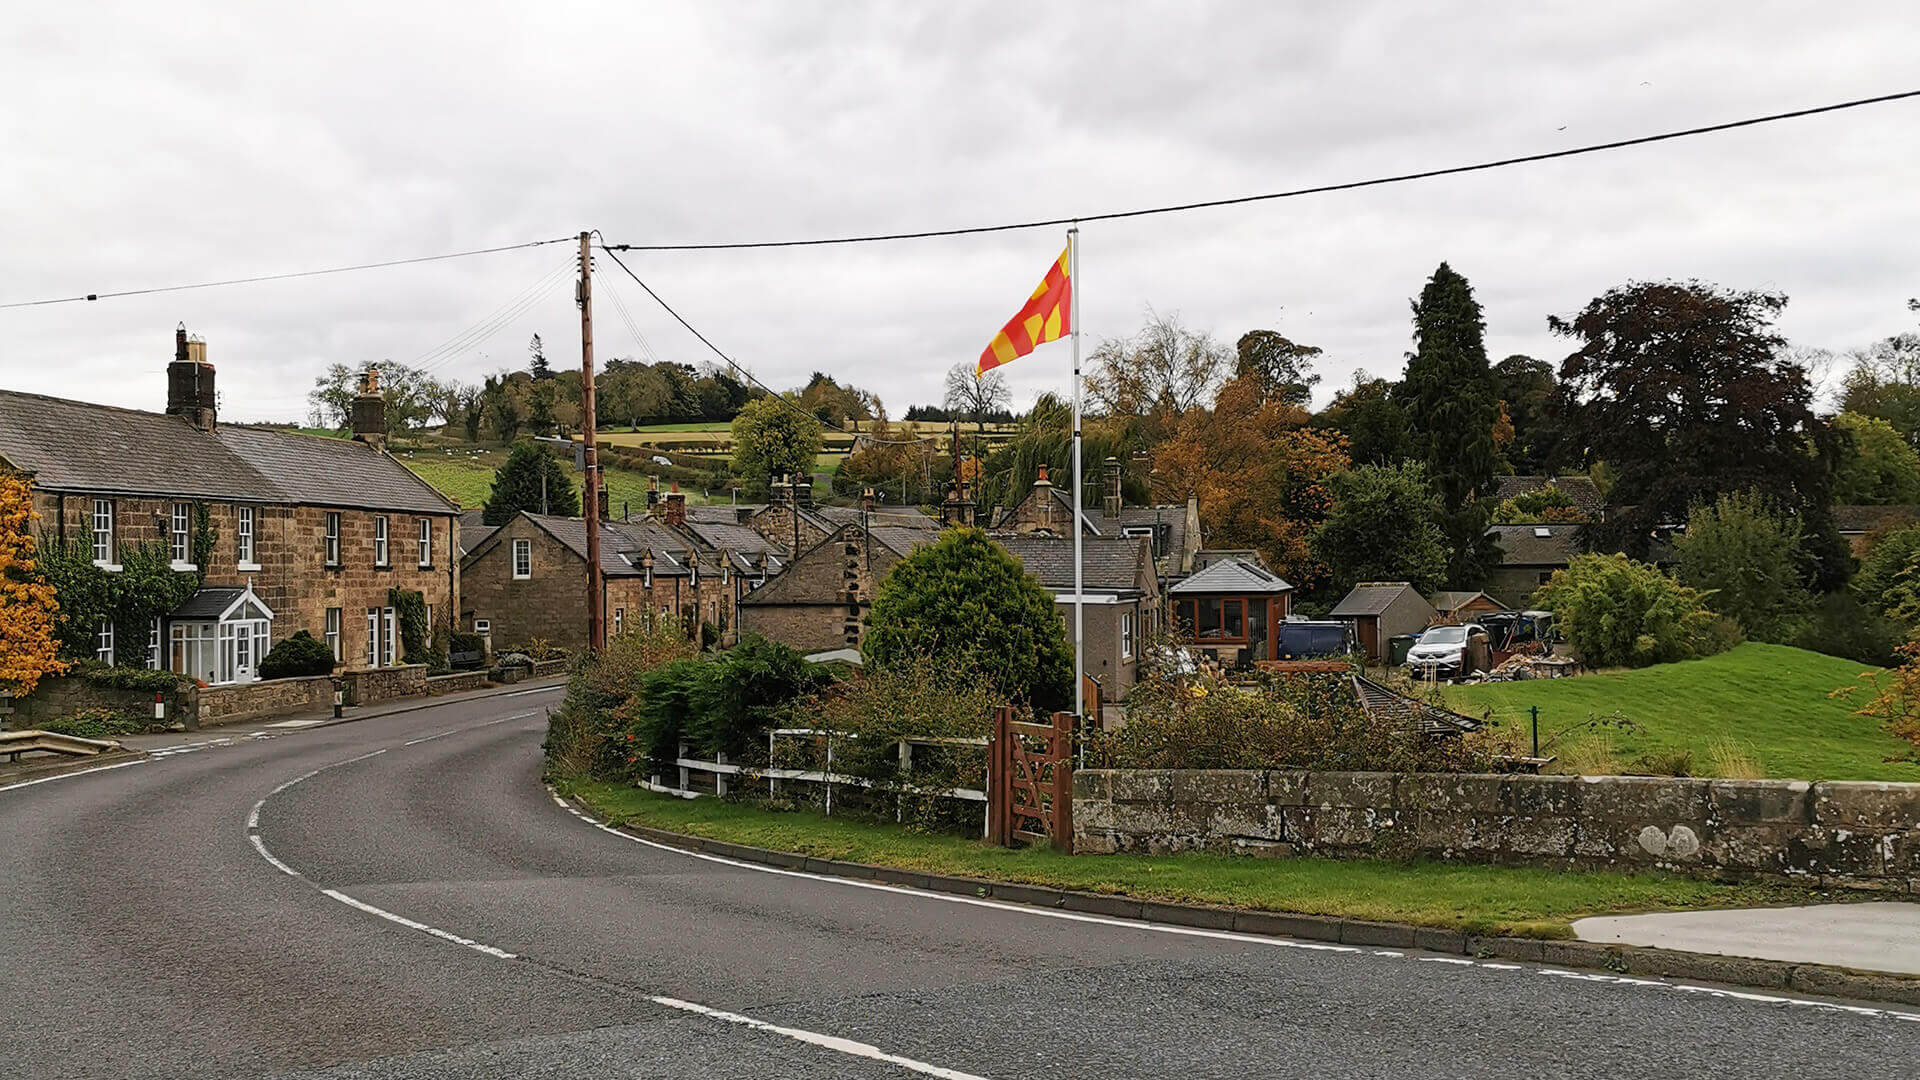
top-left (1405, 623), bottom-right (1491, 680)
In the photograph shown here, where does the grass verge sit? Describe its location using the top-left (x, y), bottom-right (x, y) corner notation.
top-left (1444, 642), bottom-right (1916, 782)
top-left (558, 778), bottom-right (1837, 939)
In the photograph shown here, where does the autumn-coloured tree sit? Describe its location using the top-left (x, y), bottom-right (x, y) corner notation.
top-left (1154, 375), bottom-right (1350, 592)
top-left (0, 473), bottom-right (66, 698)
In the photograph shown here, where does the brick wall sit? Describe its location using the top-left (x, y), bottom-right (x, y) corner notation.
top-left (1073, 768), bottom-right (1920, 891)
top-left (34, 489), bottom-right (457, 672)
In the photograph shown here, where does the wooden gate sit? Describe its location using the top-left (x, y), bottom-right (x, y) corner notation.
top-left (987, 706), bottom-right (1074, 851)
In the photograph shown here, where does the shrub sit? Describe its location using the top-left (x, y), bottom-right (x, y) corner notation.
top-left (863, 528), bottom-right (1072, 711)
top-left (1673, 491), bottom-right (1809, 641)
top-left (387, 588), bottom-right (429, 665)
top-left (542, 622), bottom-right (699, 780)
top-left (1854, 523), bottom-right (1920, 620)
top-left (68, 660), bottom-right (186, 692)
top-left (685, 635), bottom-right (827, 761)
top-left (1094, 671), bottom-right (1516, 773)
top-left (40, 707), bottom-right (144, 740)
top-left (1533, 553), bottom-right (1721, 668)
top-left (258, 631), bottom-right (335, 680)
top-left (1788, 591), bottom-right (1903, 667)
top-left (448, 631), bottom-right (488, 670)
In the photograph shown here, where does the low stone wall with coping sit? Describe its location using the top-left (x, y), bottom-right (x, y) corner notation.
top-left (425, 671), bottom-right (489, 696)
top-left (196, 676), bottom-right (335, 727)
top-left (341, 664), bottom-right (428, 706)
top-left (1072, 769), bottom-right (1920, 891)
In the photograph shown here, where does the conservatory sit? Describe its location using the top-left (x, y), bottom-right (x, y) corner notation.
top-left (168, 585), bottom-right (274, 686)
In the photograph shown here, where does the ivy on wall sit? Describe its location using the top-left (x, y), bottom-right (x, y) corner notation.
top-left (388, 587), bottom-right (429, 665)
top-left (35, 502), bottom-right (217, 667)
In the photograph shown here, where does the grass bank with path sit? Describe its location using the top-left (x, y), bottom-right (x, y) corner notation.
top-left (559, 778), bottom-right (1838, 939)
top-left (1444, 643), bottom-right (1915, 782)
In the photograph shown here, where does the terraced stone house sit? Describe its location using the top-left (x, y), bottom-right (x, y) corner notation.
top-left (0, 328), bottom-right (459, 684)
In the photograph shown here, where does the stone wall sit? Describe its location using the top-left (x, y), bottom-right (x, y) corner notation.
top-left (196, 676), bottom-right (334, 726)
top-left (6, 676), bottom-right (188, 729)
top-left (425, 671), bottom-right (489, 695)
top-left (341, 664), bottom-right (427, 705)
top-left (1073, 769), bottom-right (1920, 891)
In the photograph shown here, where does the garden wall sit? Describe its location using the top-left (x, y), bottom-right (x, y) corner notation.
top-left (341, 664), bottom-right (427, 705)
top-left (1073, 769), bottom-right (1920, 891)
top-left (5, 678), bottom-right (190, 730)
top-left (426, 671), bottom-right (489, 695)
top-left (196, 676), bottom-right (334, 726)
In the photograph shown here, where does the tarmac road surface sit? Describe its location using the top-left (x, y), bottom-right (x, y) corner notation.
top-left (5, 686), bottom-right (1918, 1079)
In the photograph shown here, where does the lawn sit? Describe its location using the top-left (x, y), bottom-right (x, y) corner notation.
top-left (398, 449), bottom-right (713, 511)
top-left (560, 780), bottom-right (1832, 938)
top-left (1444, 642), bottom-right (1918, 782)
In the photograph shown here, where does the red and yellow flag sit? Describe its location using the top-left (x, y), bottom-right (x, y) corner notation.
top-left (977, 244), bottom-right (1071, 375)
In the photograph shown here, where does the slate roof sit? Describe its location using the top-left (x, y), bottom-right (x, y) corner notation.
top-left (1490, 475), bottom-right (1606, 519)
top-left (460, 524), bottom-right (497, 555)
top-left (1168, 557), bottom-right (1291, 595)
top-left (682, 519), bottom-right (780, 556)
top-left (1330, 582), bottom-right (1423, 617)
top-left (869, 526), bottom-right (940, 558)
top-left (684, 503), bottom-right (761, 525)
top-left (0, 389), bottom-right (455, 514)
top-left (1833, 504), bottom-right (1920, 533)
top-left (508, 513), bottom-right (714, 578)
top-left (814, 505), bottom-right (943, 532)
top-left (169, 586), bottom-right (252, 620)
top-left (994, 535), bottom-right (1152, 594)
top-left (1488, 523), bottom-right (1581, 566)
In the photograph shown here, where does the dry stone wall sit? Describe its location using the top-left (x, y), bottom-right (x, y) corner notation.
top-left (1073, 769), bottom-right (1920, 891)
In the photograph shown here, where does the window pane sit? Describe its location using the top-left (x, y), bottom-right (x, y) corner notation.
top-left (1247, 598), bottom-right (1270, 657)
top-left (1199, 597), bottom-right (1222, 636)
top-left (1223, 599), bottom-right (1243, 638)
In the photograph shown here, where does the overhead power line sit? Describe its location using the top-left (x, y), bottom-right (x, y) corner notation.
top-left (0, 236), bottom-right (575, 311)
top-left (605, 89), bottom-right (1920, 251)
top-left (596, 245), bottom-right (934, 447)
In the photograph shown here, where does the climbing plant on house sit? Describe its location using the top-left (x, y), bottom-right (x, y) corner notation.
top-left (0, 473), bottom-right (66, 697)
top-left (388, 587), bottom-right (430, 665)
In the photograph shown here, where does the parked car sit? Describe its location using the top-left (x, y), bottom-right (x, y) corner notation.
top-left (1275, 618), bottom-right (1353, 660)
top-left (651, 454), bottom-right (672, 467)
top-left (1405, 623), bottom-right (1491, 680)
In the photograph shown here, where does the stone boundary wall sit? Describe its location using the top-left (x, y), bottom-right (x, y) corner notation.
top-left (531, 658), bottom-right (569, 678)
top-left (6, 677), bottom-right (192, 730)
top-left (426, 671), bottom-right (489, 696)
top-left (196, 676), bottom-right (334, 727)
top-left (342, 664), bottom-right (427, 705)
top-left (1073, 769), bottom-right (1920, 891)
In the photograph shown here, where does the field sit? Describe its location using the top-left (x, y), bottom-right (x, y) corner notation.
top-left (396, 447), bottom-right (715, 511)
top-left (1444, 642), bottom-right (1918, 782)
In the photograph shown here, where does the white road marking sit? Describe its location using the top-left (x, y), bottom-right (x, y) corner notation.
top-left (240, 725), bottom-right (995, 1078)
top-left (403, 712), bottom-right (534, 746)
top-left (647, 996), bottom-right (988, 1080)
top-left (265, 719), bottom-right (328, 728)
top-left (502, 685), bottom-right (566, 697)
top-left (549, 789), bottom-right (1920, 1025)
top-left (0, 758), bottom-right (145, 793)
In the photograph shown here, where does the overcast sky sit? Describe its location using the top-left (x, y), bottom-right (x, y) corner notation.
top-left (6, 1), bottom-right (1917, 423)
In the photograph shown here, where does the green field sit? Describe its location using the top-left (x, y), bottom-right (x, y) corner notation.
top-left (1444, 643), bottom-right (1917, 782)
top-left (561, 780), bottom-right (1830, 938)
top-left (398, 449), bottom-right (714, 512)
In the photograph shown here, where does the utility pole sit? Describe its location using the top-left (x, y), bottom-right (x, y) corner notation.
top-left (578, 231), bottom-right (605, 652)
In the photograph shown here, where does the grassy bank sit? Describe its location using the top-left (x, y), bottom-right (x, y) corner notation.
top-left (398, 448), bottom-right (710, 511)
top-left (1444, 643), bottom-right (1916, 782)
top-left (560, 779), bottom-right (1831, 938)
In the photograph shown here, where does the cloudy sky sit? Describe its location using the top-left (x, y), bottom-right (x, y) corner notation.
top-left (5, 1), bottom-right (1917, 423)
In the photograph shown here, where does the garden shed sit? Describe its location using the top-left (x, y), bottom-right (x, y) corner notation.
top-left (1330, 582), bottom-right (1436, 664)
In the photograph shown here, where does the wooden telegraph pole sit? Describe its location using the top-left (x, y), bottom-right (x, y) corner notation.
top-left (578, 231), bottom-right (605, 652)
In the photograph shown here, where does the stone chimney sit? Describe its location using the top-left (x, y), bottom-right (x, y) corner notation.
top-left (663, 491), bottom-right (687, 528)
top-left (1103, 456), bottom-right (1123, 519)
top-left (350, 366), bottom-right (387, 448)
top-left (1033, 464), bottom-right (1052, 491)
top-left (794, 477), bottom-right (813, 508)
top-left (166, 324), bottom-right (217, 432)
top-left (941, 480), bottom-right (976, 528)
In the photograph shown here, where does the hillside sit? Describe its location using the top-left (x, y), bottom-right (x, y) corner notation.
top-left (1444, 643), bottom-right (1917, 782)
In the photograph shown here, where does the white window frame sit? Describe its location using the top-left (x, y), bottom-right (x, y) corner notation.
top-left (417, 517), bottom-right (432, 568)
top-left (148, 617), bottom-right (161, 669)
top-left (474, 618), bottom-right (491, 636)
top-left (382, 607), bottom-right (398, 667)
top-left (91, 498), bottom-right (118, 569)
top-left (95, 619), bottom-right (115, 665)
top-left (1122, 611), bottom-right (1136, 660)
top-left (373, 515), bottom-right (390, 567)
top-left (325, 607), bottom-right (342, 662)
top-left (236, 505), bottom-right (258, 569)
top-left (365, 607), bottom-right (380, 666)
top-left (325, 512), bottom-right (342, 567)
top-left (170, 502), bottom-right (194, 569)
top-left (512, 538), bottom-right (532, 580)
top-left (613, 608), bottom-right (624, 635)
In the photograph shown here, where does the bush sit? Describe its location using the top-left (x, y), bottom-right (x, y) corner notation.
top-left (1533, 553), bottom-right (1721, 668)
top-left (1092, 671), bottom-right (1515, 773)
top-left (40, 707), bottom-right (144, 740)
top-left (1854, 523), bottom-right (1920, 619)
top-left (68, 660), bottom-right (186, 692)
top-left (1788, 591), bottom-right (1904, 667)
top-left (685, 635), bottom-right (827, 761)
top-left (1673, 492), bottom-right (1809, 641)
top-left (258, 631), bottom-right (335, 680)
top-left (863, 528), bottom-right (1073, 711)
top-left (542, 623), bottom-right (699, 780)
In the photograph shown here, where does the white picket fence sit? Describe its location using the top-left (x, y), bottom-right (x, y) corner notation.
top-left (645, 728), bottom-right (990, 835)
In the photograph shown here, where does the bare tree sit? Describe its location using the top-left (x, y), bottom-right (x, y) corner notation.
top-left (943, 361), bottom-right (1011, 443)
top-left (1083, 308), bottom-right (1229, 420)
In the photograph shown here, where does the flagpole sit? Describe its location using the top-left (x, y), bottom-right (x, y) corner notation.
top-left (1069, 224), bottom-right (1084, 728)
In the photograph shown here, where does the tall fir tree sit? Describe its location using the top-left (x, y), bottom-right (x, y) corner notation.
top-left (528, 333), bottom-right (552, 380)
top-left (482, 442), bottom-right (580, 525)
top-left (1396, 262), bottom-right (1501, 586)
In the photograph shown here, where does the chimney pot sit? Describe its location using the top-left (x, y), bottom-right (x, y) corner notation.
top-left (165, 324), bottom-right (217, 432)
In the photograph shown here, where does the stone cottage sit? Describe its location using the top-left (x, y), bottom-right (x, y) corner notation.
top-left (0, 327), bottom-right (460, 684)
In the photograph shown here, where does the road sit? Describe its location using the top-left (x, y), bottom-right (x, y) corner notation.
top-left (4, 688), bottom-right (1918, 1080)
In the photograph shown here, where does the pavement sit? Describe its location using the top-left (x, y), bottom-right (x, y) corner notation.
top-left (1575, 902), bottom-right (1920, 975)
top-left (5, 686), bottom-right (1920, 1079)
